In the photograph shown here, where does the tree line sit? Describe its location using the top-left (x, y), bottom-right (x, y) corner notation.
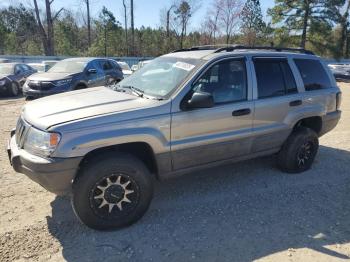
top-left (0, 0), bottom-right (349, 59)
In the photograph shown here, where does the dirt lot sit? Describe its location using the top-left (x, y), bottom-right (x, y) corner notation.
top-left (0, 83), bottom-right (349, 262)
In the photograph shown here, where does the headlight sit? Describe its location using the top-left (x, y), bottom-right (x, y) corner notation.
top-left (54, 78), bottom-right (72, 86)
top-left (23, 127), bottom-right (61, 156)
top-left (0, 79), bottom-right (6, 85)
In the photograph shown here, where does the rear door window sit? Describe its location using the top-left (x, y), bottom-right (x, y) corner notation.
top-left (294, 59), bottom-right (332, 91)
top-left (100, 60), bottom-right (113, 71)
top-left (254, 58), bottom-right (297, 98)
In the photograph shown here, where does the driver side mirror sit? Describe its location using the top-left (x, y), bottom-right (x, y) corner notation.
top-left (15, 70), bottom-right (21, 75)
top-left (185, 91), bottom-right (214, 109)
top-left (87, 68), bottom-right (97, 74)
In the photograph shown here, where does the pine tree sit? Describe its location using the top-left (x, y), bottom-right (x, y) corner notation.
top-left (240, 0), bottom-right (265, 46)
top-left (268, 0), bottom-right (344, 49)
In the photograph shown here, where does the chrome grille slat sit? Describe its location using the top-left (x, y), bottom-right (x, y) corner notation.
top-left (15, 118), bottom-right (30, 148)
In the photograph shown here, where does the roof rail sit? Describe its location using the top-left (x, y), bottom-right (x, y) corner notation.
top-left (213, 45), bottom-right (315, 55)
top-left (172, 45), bottom-right (229, 53)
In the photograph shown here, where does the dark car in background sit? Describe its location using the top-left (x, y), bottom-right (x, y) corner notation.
top-left (23, 57), bottom-right (124, 99)
top-left (328, 63), bottom-right (350, 82)
top-left (0, 63), bottom-right (36, 96)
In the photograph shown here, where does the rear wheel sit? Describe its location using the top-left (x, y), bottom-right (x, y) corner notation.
top-left (8, 82), bottom-right (19, 96)
top-left (74, 84), bottom-right (87, 90)
top-left (72, 153), bottom-right (153, 230)
top-left (277, 127), bottom-right (319, 173)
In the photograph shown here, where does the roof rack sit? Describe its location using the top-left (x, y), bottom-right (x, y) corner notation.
top-left (172, 45), bottom-right (225, 53)
top-left (214, 45), bottom-right (315, 55)
top-left (172, 44), bottom-right (315, 55)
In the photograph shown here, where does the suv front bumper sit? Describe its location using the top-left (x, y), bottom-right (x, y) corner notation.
top-left (7, 133), bottom-right (82, 195)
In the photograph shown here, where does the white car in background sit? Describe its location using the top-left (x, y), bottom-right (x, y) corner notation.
top-left (42, 60), bottom-right (58, 70)
top-left (28, 63), bottom-right (50, 72)
top-left (131, 64), bottom-right (139, 72)
top-left (117, 61), bottom-right (133, 77)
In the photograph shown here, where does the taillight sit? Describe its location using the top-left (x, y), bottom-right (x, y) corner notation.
top-left (336, 92), bottom-right (342, 110)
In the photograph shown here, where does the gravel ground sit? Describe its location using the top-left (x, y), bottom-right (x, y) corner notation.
top-left (0, 83), bottom-right (350, 262)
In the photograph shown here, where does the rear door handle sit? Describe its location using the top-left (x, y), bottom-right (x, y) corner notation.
top-left (289, 100), bottom-right (302, 107)
top-left (232, 108), bottom-right (251, 116)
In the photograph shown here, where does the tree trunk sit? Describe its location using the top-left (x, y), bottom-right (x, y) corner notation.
top-left (166, 9), bottom-right (171, 37)
top-left (300, 0), bottom-right (310, 49)
top-left (346, 30), bottom-right (350, 58)
top-left (33, 0), bottom-right (49, 55)
top-left (180, 18), bottom-right (185, 49)
top-left (86, 0), bottom-right (91, 47)
top-left (123, 0), bottom-right (128, 56)
top-left (340, 0), bottom-right (350, 56)
top-left (104, 26), bottom-right (107, 57)
top-left (45, 0), bottom-right (55, 55)
top-left (130, 0), bottom-right (134, 55)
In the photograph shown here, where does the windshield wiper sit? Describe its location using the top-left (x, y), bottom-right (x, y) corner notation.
top-left (114, 85), bottom-right (165, 100)
top-left (115, 85), bottom-right (144, 98)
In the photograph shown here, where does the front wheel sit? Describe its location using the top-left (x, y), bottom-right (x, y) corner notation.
top-left (277, 127), bottom-right (319, 173)
top-left (72, 153), bottom-right (153, 230)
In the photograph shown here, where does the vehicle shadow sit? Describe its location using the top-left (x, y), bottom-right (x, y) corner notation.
top-left (0, 94), bottom-right (23, 101)
top-left (47, 145), bottom-right (350, 262)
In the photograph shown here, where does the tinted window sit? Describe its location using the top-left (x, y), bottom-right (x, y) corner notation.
top-left (193, 59), bottom-right (247, 104)
top-left (280, 62), bottom-right (297, 94)
top-left (20, 64), bottom-right (30, 72)
top-left (254, 59), bottom-right (285, 98)
top-left (14, 65), bottom-right (23, 74)
top-left (254, 59), bottom-right (297, 98)
top-left (101, 60), bottom-right (113, 70)
top-left (294, 59), bottom-right (332, 91)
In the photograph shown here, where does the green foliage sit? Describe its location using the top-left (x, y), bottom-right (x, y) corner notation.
top-left (240, 0), bottom-right (266, 46)
top-left (0, 2), bottom-right (349, 58)
top-left (241, 0), bottom-right (265, 32)
top-left (0, 4), bottom-right (40, 55)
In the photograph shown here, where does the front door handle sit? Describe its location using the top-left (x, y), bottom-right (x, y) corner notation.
top-left (289, 100), bottom-right (302, 107)
top-left (232, 108), bottom-right (251, 116)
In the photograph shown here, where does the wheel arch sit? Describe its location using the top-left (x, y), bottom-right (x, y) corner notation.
top-left (293, 116), bottom-right (322, 135)
top-left (77, 142), bottom-right (159, 179)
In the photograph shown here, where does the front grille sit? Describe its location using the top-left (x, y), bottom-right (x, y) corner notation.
top-left (28, 81), bottom-right (55, 91)
top-left (15, 118), bottom-right (30, 148)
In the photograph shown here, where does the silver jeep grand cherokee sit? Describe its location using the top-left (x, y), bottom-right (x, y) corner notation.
top-left (8, 46), bottom-right (342, 230)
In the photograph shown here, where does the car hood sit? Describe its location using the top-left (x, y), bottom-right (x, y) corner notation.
top-left (22, 86), bottom-right (160, 130)
top-left (28, 72), bottom-right (80, 81)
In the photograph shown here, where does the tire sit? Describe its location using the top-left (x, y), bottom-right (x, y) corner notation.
top-left (8, 82), bottom-right (19, 97)
top-left (71, 153), bottom-right (153, 230)
top-left (74, 84), bottom-right (87, 90)
top-left (277, 127), bottom-right (319, 173)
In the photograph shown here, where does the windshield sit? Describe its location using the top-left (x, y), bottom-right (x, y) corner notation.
top-left (0, 64), bottom-right (14, 74)
top-left (117, 57), bottom-right (202, 98)
top-left (48, 60), bottom-right (87, 73)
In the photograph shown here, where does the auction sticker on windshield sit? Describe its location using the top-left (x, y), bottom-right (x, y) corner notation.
top-left (173, 61), bottom-right (195, 71)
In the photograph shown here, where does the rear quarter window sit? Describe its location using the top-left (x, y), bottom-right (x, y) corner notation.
top-left (294, 59), bottom-right (332, 91)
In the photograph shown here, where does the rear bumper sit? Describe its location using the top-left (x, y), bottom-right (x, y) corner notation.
top-left (319, 110), bottom-right (341, 136)
top-left (7, 134), bottom-right (82, 195)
